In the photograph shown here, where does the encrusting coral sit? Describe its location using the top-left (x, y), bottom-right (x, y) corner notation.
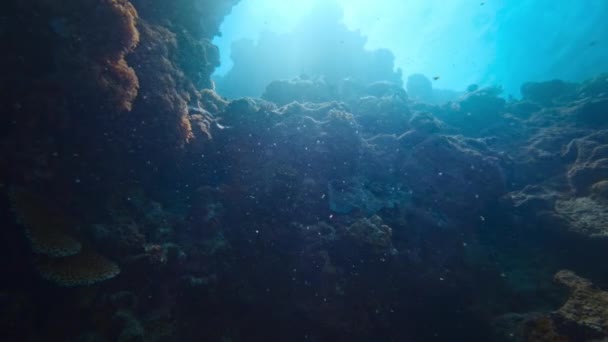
top-left (52, 0), bottom-right (141, 114)
top-left (127, 20), bottom-right (195, 147)
top-left (9, 187), bottom-right (120, 286)
top-left (523, 270), bottom-right (608, 340)
top-left (89, 0), bottom-right (141, 112)
top-left (37, 247), bottom-right (120, 287)
top-left (553, 270), bottom-right (608, 336)
top-left (9, 187), bottom-right (82, 257)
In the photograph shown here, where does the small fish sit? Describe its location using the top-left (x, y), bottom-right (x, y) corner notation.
top-left (480, 2), bottom-right (485, 5)
top-left (433, 76), bottom-right (440, 81)
top-left (589, 40), bottom-right (598, 47)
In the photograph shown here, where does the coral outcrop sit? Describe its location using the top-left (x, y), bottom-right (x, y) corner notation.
top-left (523, 270), bottom-right (608, 341)
top-left (50, 0), bottom-right (141, 114)
top-left (128, 20), bottom-right (195, 147)
top-left (553, 270), bottom-right (608, 337)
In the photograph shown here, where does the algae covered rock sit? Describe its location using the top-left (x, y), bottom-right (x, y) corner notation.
top-left (563, 130), bottom-right (608, 194)
top-left (521, 270), bottom-right (608, 341)
top-left (553, 270), bottom-right (608, 338)
top-left (554, 197), bottom-right (608, 239)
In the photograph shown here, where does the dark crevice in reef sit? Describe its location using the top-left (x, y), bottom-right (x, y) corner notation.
top-left (2, 1), bottom-right (608, 341)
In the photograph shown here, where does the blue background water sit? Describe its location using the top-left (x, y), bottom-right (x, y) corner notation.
top-left (214, 0), bottom-right (608, 97)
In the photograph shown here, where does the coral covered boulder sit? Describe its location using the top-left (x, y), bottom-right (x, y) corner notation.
top-left (522, 270), bottom-right (608, 341)
top-left (553, 270), bottom-right (608, 336)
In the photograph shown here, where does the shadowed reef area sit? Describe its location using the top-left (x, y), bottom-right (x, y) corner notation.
top-left (1, 1), bottom-right (608, 341)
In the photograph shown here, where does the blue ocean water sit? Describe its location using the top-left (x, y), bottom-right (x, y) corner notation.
top-left (215, 0), bottom-right (608, 98)
top-left (2, 0), bottom-right (608, 341)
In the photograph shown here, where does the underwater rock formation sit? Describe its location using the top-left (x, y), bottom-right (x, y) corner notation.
top-left (554, 197), bottom-right (608, 239)
top-left (521, 80), bottom-right (578, 106)
top-left (3, 0), bottom-right (608, 339)
top-left (436, 85), bottom-right (507, 136)
top-left (553, 270), bottom-right (608, 337)
top-left (564, 130), bottom-right (608, 194)
top-left (1, 0), bottom-right (237, 202)
top-left (127, 20), bottom-right (196, 147)
top-left (46, 0), bottom-right (142, 114)
top-left (523, 270), bottom-right (608, 341)
top-left (1, 0), bottom-right (237, 287)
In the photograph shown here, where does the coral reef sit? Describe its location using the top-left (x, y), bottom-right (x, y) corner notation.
top-left (127, 20), bottom-right (195, 147)
top-left (554, 197), bottom-right (608, 238)
top-left (553, 270), bottom-right (608, 337)
top-left (523, 271), bottom-right (608, 341)
top-left (3, 0), bottom-right (608, 339)
top-left (51, 0), bottom-right (141, 114)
